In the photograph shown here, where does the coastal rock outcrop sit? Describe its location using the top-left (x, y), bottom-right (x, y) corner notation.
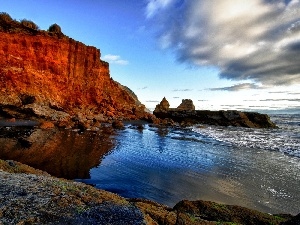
top-left (0, 14), bottom-right (149, 125)
top-left (153, 97), bottom-right (170, 113)
top-left (177, 99), bottom-right (195, 111)
top-left (154, 98), bottom-right (277, 128)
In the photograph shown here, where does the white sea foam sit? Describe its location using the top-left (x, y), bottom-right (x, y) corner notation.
top-left (192, 114), bottom-right (300, 157)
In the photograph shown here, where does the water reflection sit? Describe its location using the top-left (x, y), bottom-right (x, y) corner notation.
top-left (78, 125), bottom-right (300, 215)
top-left (1, 123), bottom-right (299, 215)
top-left (0, 127), bottom-right (115, 179)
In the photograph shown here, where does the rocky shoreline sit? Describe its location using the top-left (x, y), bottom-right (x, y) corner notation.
top-left (1, 159), bottom-right (299, 225)
top-left (154, 98), bottom-right (277, 128)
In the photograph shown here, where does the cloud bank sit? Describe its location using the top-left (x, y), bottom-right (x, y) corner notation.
top-left (146, 0), bottom-right (300, 86)
top-left (209, 83), bottom-right (263, 91)
top-left (102, 54), bottom-right (129, 65)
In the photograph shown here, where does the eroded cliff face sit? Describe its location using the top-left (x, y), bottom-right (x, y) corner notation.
top-left (0, 22), bottom-right (147, 123)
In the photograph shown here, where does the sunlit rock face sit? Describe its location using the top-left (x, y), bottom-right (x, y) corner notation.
top-left (0, 19), bottom-right (147, 121)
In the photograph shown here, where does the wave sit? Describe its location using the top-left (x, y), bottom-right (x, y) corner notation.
top-left (192, 114), bottom-right (300, 158)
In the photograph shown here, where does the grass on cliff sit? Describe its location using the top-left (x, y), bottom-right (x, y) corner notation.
top-left (20, 19), bottom-right (39, 30)
top-left (0, 12), bottom-right (64, 37)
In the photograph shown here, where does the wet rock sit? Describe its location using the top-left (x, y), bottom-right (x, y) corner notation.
top-left (17, 138), bottom-right (32, 148)
top-left (112, 120), bottom-right (124, 129)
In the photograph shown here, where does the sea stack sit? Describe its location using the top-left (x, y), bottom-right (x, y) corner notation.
top-left (153, 97), bottom-right (277, 128)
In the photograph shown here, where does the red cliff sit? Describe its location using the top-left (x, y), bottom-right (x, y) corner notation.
top-left (0, 14), bottom-right (148, 125)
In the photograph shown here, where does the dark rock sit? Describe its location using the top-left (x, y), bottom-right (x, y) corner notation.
top-left (7, 160), bottom-right (16, 167)
top-left (154, 97), bottom-right (170, 114)
top-left (112, 120), bottom-right (124, 129)
top-left (153, 98), bottom-right (277, 128)
top-left (173, 200), bottom-right (289, 225)
top-left (17, 137), bottom-right (32, 148)
top-left (282, 213), bottom-right (300, 224)
top-left (19, 94), bottom-right (36, 105)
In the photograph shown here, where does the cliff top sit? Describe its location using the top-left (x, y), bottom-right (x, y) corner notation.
top-left (0, 12), bottom-right (65, 38)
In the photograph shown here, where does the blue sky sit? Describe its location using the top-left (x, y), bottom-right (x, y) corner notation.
top-left (2, 0), bottom-right (300, 112)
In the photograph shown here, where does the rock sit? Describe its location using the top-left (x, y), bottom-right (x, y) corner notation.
top-left (177, 99), bottom-right (195, 111)
top-left (57, 120), bottom-right (74, 129)
top-left (39, 121), bottom-right (55, 129)
top-left (153, 97), bottom-right (277, 128)
top-left (0, 16), bottom-right (153, 124)
top-left (7, 118), bottom-right (16, 122)
top-left (112, 120), bottom-right (124, 129)
top-left (173, 200), bottom-right (289, 225)
top-left (93, 114), bottom-right (106, 122)
top-left (282, 213), bottom-right (300, 224)
top-left (154, 97), bottom-right (170, 114)
top-left (17, 138), bottom-right (32, 148)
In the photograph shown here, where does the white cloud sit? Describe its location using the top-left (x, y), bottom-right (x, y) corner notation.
top-left (102, 54), bottom-right (129, 65)
top-left (146, 0), bottom-right (174, 18)
top-left (146, 0), bottom-right (300, 86)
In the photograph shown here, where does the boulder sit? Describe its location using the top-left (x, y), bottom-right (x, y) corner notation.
top-left (154, 97), bottom-right (170, 114)
top-left (177, 99), bottom-right (195, 111)
top-left (112, 120), bottom-right (124, 129)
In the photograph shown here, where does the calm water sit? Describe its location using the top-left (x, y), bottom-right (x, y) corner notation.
top-left (77, 114), bottom-right (300, 215)
top-left (1, 114), bottom-right (299, 215)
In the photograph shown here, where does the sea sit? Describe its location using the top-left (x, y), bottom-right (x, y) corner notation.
top-left (0, 112), bottom-right (299, 215)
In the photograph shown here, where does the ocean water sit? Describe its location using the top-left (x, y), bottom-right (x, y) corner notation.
top-left (1, 114), bottom-right (299, 215)
top-left (77, 114), bottom-right (300, 215)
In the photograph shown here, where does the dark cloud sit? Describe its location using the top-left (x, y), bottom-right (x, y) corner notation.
top-left (146, 0), bottom-right (300, 86)
top-left (209, 83), bottom-right (263, 91)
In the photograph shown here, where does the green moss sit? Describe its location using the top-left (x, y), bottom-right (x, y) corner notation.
top-left (212, 202), bottom-right (227, 211)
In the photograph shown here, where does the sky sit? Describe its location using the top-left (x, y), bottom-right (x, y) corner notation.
top-left (2, 0), bottom-right (300, 112)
